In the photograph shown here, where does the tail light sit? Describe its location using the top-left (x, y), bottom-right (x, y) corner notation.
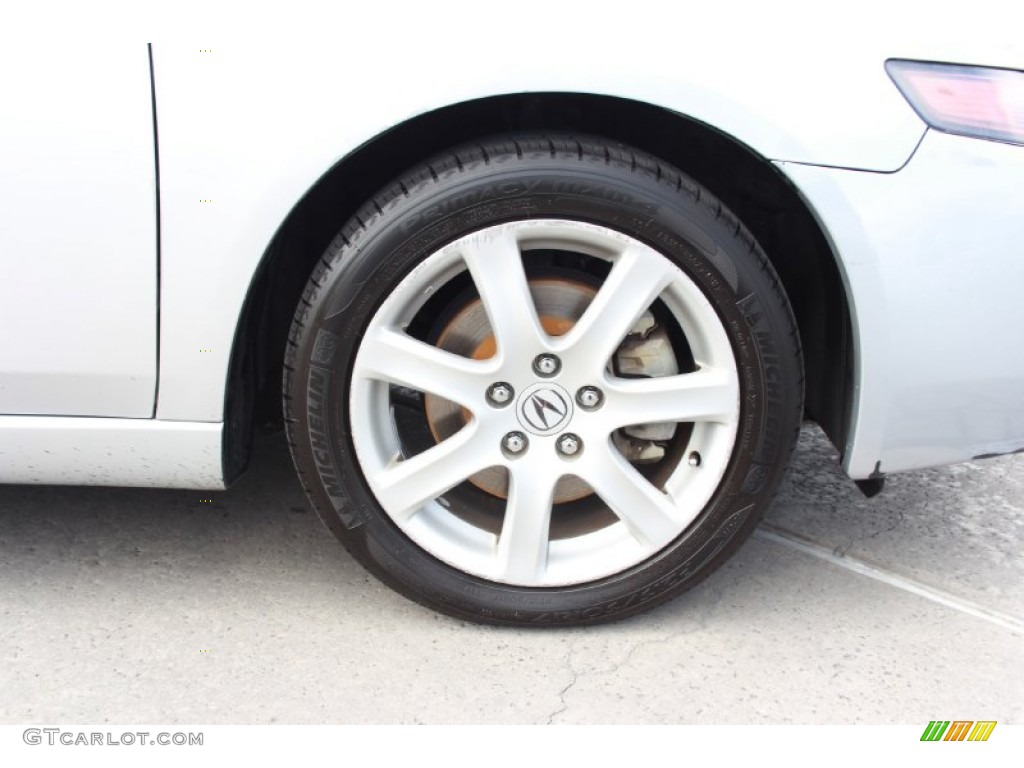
top-left (886, 59), bottom-right (1024, 146)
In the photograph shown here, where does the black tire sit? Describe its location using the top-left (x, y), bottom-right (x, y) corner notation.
top-left (284, 134), bottom-right (802, 626)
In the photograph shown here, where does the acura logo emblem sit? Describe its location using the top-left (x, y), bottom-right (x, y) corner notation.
top-left (517, 385), bottom-right (572, 435)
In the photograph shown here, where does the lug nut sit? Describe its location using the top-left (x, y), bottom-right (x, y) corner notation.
top-left (503, 431), bottom-right (528, 456)
top-left (487, 382), bottom-right (513, 406)
top-left (533, 354), bottom-right (561, 377)
top-left (556, 433), bottom-right (582, 457)
top-left (576, 386), bottom-right (603, 409)
top-left (688, 451), bottom-right (702, 467)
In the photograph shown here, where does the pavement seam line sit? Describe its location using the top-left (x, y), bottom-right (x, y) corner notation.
top-left (754, 522), bottom-right (1024, 634)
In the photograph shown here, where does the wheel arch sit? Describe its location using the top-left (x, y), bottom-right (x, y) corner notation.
top-left (223, 93), bottom-right (854, 484)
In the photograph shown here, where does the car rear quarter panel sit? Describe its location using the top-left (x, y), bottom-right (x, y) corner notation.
top-left (778, 131), bottom-right (1024, 476)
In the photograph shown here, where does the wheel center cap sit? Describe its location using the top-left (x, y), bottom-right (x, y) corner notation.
top-left (516, 382), bottom-right (573, 436)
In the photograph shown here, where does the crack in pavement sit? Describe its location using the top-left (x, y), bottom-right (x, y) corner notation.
top-left (545, 647), bottom-right (578, 725)
top-left (544, 585), bottom-right (724, 724)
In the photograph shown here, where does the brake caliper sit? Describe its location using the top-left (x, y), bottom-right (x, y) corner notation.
top-left (612, 311), bottom-right (678, 464)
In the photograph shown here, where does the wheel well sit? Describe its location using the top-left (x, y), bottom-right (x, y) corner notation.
top-left (223, 93), bottom-right (853, 483)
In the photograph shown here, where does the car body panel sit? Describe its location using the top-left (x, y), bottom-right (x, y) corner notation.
top-left (0, 44), bottom-right (157, 417)
top-left (778, 130), bottom-right (1024, 476)
top-left (0, 416), bottom-right (222, 488)
top-left (149, 39), bottom-right (928, 423)
top-left (1, 15), bottom-right (1022, 488)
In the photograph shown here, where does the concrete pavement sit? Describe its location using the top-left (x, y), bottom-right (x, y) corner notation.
top-left (0, 426), bottom-right (1020, 724)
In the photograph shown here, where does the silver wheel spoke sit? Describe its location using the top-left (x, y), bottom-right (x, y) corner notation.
top-left (559, 243), bottom-right (676, 367)
top-left (357, 326), bottom-right (491, 407)
top-left (496, 465), bottom-right (558, 582)
top-left (584, 443), bottom-right (681, 549)
top-left (462, 230), bottom-right (545, 358)
top-left (605, 366), bottom-right (739, 427)
top-left (371, 427), bottom-right (491, 521)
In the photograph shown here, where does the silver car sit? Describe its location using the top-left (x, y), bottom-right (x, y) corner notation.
top-left (1, 30), bottom-right (1022, 625)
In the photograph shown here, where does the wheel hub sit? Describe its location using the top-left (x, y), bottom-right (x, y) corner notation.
top-left (424, 276), bottom-right (596, 503)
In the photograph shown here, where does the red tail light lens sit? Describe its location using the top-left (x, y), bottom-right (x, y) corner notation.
top-left (886, 60), bottom-right (1024, 146)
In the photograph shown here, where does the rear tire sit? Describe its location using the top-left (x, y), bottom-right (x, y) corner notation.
top-left (284, 134), bottom-right (802, 626)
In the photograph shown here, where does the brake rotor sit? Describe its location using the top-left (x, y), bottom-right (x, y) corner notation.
top-left (425, 277), bottom-right (596, 503)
